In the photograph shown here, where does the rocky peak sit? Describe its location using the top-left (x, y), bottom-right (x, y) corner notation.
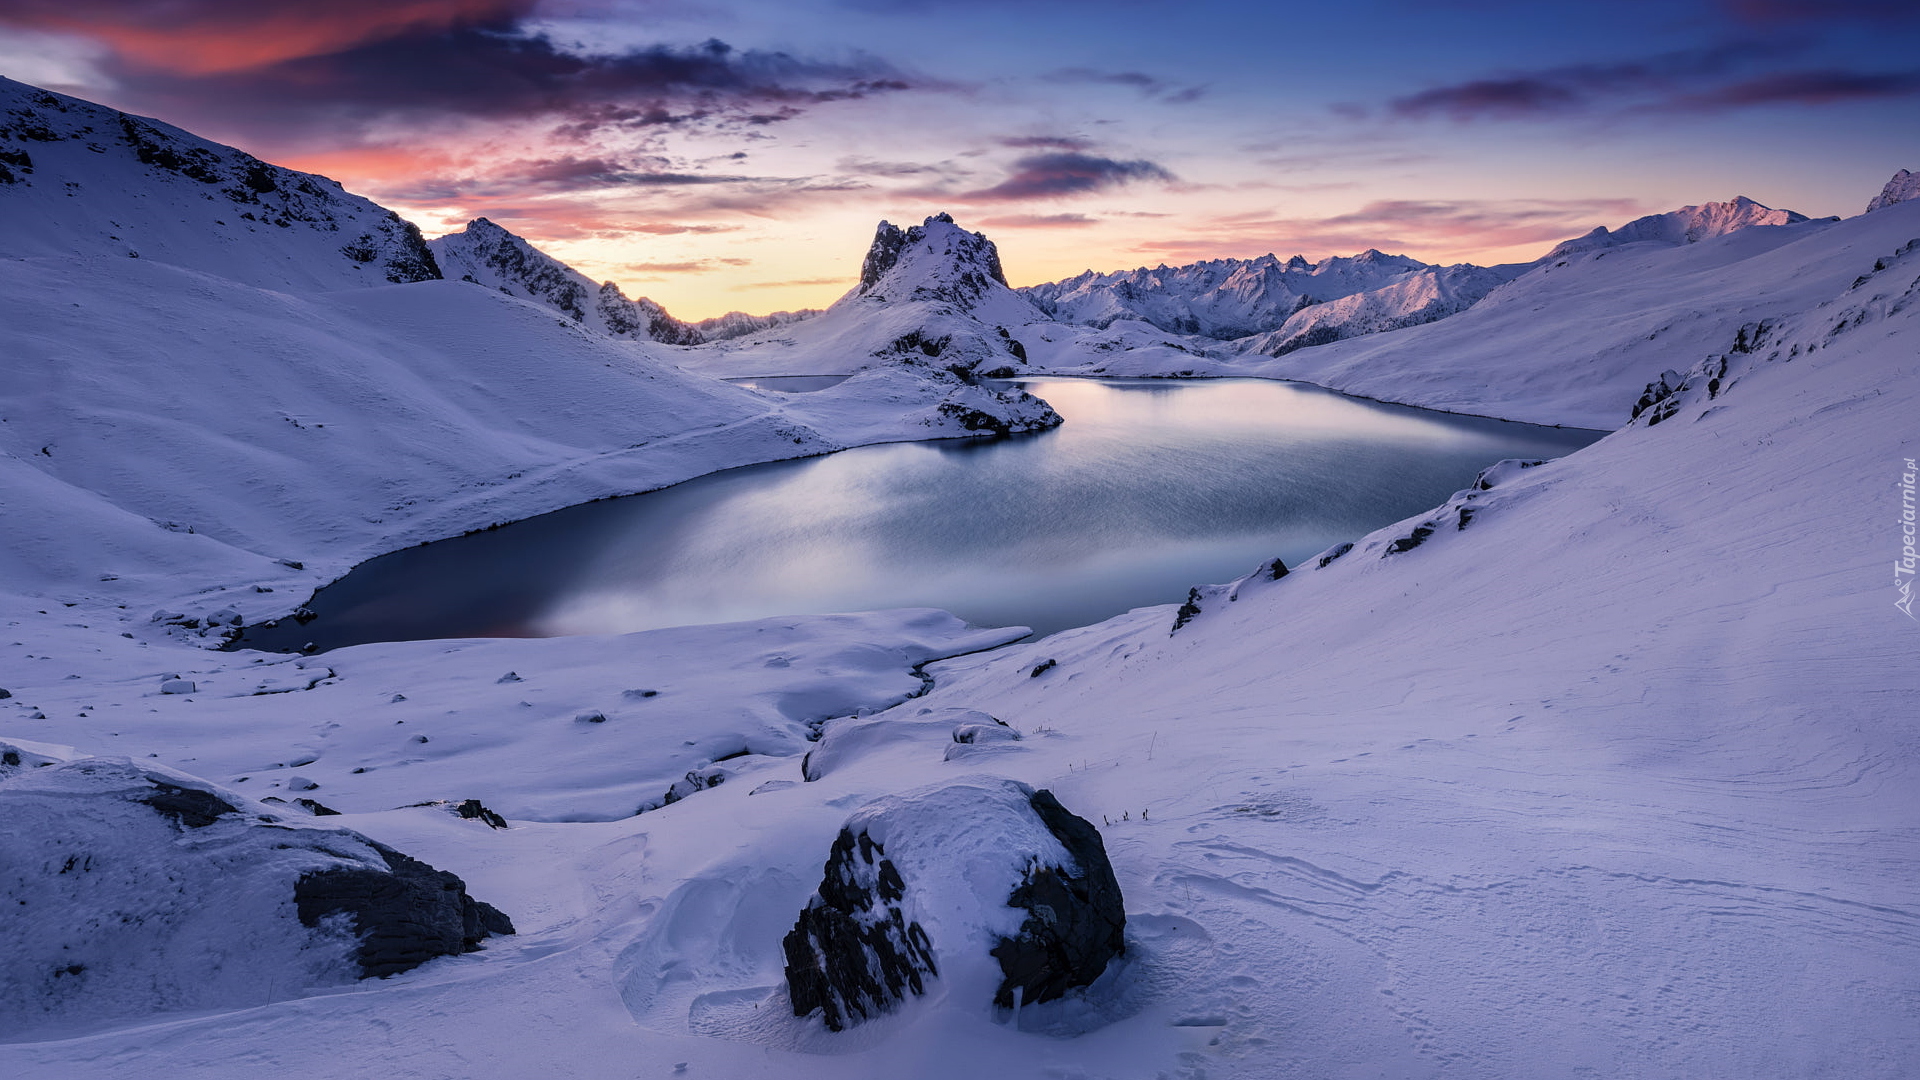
top-left (1867, 169), bottom-right (1920, 213)
top-left (853, 213), bottom-right (1010, 305)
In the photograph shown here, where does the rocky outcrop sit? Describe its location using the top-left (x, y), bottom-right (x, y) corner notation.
top-left (1867, 169), bottom-right (1920, 214)
top-left (0, 752), bottom-right (515, 1035)
top-left (294, 843), bottom-right (515, 979)
top-left (782, 829), bottom-right (939, 1031)
top-left (782, 779), bottom-right (1124, 1030)
top-left (990, 790), bottom-right (1127, 1008)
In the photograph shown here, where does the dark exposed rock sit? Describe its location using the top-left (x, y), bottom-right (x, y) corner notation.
top-left (141, 781), bottom-right (237, 829)
top-left (1384, 524), bottom-right (1436, 555)
top-left (855, 212), bottom-right (1010, 306)
top-left (990, 789), bottom-right (1127, 1008)
top-left (782, 829), bottom-right (937, 1031)
top-left (0, 687), bottom-right (10, 698)
top-left (1170, 586), bottom-right (1205, 634)
top-left (1029, 658), bottom-right (1057, 678)
top-left (294, 843), bottom-right (514, 979)
top-left (1317, 542), bottom-right (1354, 568)
top-left (782, 782), bottom-right (1124, 1031)
top-left (455, 799), bottom-right (508, 828)
top-left (294, 797), bottom-right (341, 816)
top-left (1264, 557), bottom-right (1290, 581)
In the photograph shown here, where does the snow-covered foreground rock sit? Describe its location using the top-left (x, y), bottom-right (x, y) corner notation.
top-left (4, 174), bottom-right (1916, 1078)
top-left (0, 746), bottom-right (512, 1041)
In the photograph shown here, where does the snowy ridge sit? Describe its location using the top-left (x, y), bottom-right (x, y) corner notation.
top-left (1237, 261), bottom-right (1514, 356)
top-left (1867, 168), bottom-right (1920, 213)
top-left (1542, 195), bottom-right (1812, 259)
top-left (0, 77), bottom-right (437, 292)
top-left (429, 219), bottom-right (701, 344)
top-left (1022, 249), bottom-right (1517, 342)
top-left (693, 307), bottom-right (821, 341)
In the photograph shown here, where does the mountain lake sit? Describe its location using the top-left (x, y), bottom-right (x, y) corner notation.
top-left (241, 377), bottom-right (1605, 651)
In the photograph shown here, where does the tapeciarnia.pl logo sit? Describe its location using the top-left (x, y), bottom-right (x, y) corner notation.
top-left (1899, 457), bottom-right (1917, 620)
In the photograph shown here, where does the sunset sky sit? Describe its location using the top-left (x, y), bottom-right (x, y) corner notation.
top-left (3, 0), bottom-right (1916, 319)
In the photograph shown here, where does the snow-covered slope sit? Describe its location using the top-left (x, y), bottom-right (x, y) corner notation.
top-left (1867, 168), bottom-right (1919, 212)
top-left (3, 185), bottom-right (1914, 1079)
top-left (1542, 195), bottom-right (1813, 259)
top-left (429, 218), bottom-right (702, 344)
top-left (0, 77), bottom-right (438, 292)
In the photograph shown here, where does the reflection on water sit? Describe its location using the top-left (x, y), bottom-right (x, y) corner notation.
top-left (243, 378), bottom-right (1603, 651)
top-left (724, 375), bottom-right (852, 393)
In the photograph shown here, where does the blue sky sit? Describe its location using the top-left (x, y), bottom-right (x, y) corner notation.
top-left (2, 0), bottom-right (1915, 317)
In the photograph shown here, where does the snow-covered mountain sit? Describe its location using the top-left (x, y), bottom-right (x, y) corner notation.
top-left (1541, 195), bottom-right (1812, 259)
top-left (429, 219), bottom-right (702, 345)
top-left (1867, 168), bottom-right (1920, 212)
top-left (685, 213), bottom-right (1053, 379)
top-left (0, 77), bottom-right (438, 292)
top-left (1236, 260), bottom-right (1515, 356)
top-left (691, 307), bottom-right (820, 340)
top-left (1218, 199), bottom-right (1878, 426)
top-left (4, 165), bottom-right (1917, 1078)
top-left (4, 72), bottom-right (1918, 1079)
top-left (1022, 197), bottom-right (1816, 362)
top-left (1023, 250), bottom-right (1518, 343)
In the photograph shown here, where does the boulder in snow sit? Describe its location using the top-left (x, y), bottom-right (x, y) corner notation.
top-left (781, 779), bottom-right (1124, 1030)
top-left (0, 756), bottom-right (514, 1036)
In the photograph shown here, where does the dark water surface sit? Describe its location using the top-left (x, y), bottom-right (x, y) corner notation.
top-left (244, 378), bottom-right (1602, 651)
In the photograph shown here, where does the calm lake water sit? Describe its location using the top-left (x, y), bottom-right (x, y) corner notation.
top-left (243, 378), bottom-right (1602, 652)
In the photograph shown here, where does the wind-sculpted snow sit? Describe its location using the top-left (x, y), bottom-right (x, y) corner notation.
top-left (0, 77), bottom-right (438, 292)
top-left (430, 218), bottom-right (701, 344)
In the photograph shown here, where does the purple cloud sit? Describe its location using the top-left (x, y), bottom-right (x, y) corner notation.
top-left (960, 153), bottom-right (1175, 201)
